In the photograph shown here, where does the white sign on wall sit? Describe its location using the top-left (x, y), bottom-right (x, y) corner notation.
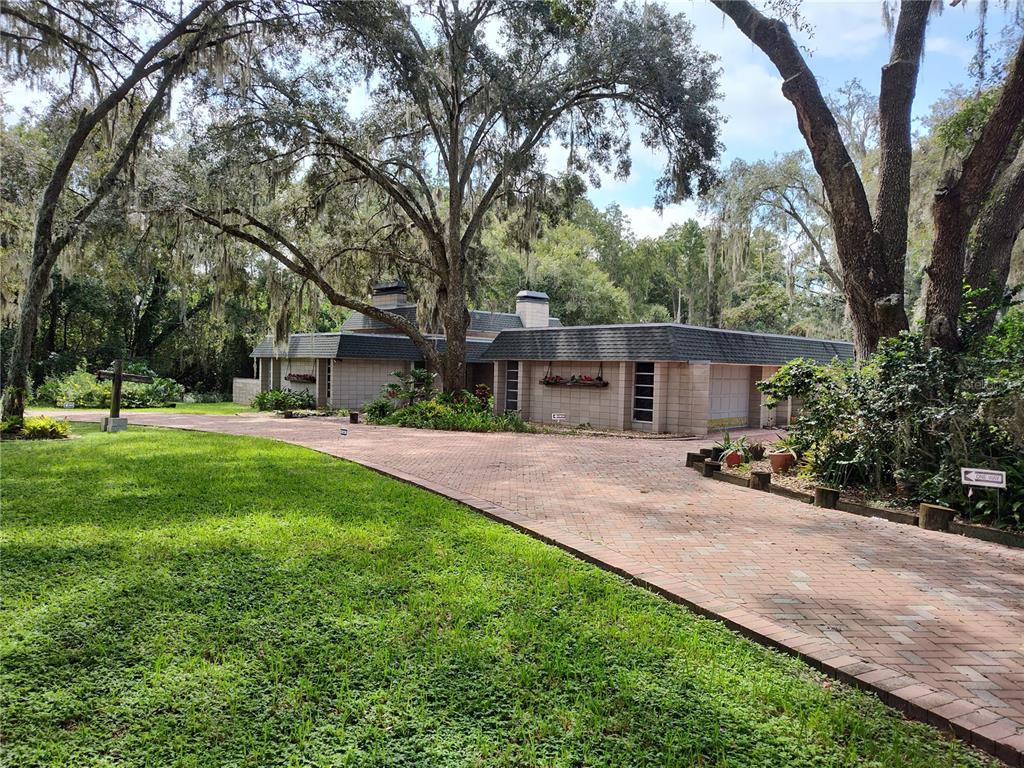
top-left (960, 467), bottom-right (1006, 489)
top-left (551, 413), bottom-right (567, 422)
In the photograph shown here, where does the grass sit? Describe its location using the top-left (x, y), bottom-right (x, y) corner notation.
top-left (0, 424), bottom-right (996, 768)
top-left (30, 401), bottom-right (248, 416)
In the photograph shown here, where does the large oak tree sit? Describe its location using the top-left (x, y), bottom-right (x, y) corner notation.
top-left (712, 1), bottom-right (1024, 356)
top-left (186, 0), bottom-right (722, 391)
top-left (0, 0), bottom-right (292, 420)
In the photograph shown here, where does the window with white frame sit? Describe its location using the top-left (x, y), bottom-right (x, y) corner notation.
top-left (325, 360), bottom-right (332, 401)
top-left (505, 361), bottom-right (520, 412)
top-left (632, 362), bottom-right (654, 422)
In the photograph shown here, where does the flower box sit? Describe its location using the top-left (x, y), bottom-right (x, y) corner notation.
top-left (539, 375), bottom-right (608, 388)
top-left (285, 373), bottom-right (316, 384)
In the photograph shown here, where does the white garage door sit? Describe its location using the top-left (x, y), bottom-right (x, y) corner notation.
top-left (710, 364), bottom-right (749, 428)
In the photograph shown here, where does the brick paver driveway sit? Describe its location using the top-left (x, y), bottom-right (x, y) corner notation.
top-left (37, 411), bottom-right (1024, 762)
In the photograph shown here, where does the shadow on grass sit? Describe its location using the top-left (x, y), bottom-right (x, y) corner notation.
top-left (1, 427), bottom-right (999, 768)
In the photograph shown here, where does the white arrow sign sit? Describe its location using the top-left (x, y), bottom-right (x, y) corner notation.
top-left (960, 467), bottom-right (1006, 489)
top-left (551, 413), bottom-right (567, 422)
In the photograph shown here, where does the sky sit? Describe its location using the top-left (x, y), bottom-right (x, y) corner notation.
top-left (582, 1), bottom-right (1012, 238)
top-left (3, 1), bottom-right (1014, 240)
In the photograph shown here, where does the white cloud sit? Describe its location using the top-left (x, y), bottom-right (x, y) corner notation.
top-left (925, 35), bottom-right (972, 62)
top-left (621, 201), bottom-right (707, 239)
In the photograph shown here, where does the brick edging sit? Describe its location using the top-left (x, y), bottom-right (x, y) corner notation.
top-left (36, 413), bottom-right (1024, 765)
top-left (350, 458), bottom-right (1021, 767)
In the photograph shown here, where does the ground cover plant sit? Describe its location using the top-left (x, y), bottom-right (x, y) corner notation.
top-left (0, 424), bottom-right (998, 767)
top-left (758, 307), bottom-right (1024, 530)
top-left (251, 388), bottom-right (316, 412)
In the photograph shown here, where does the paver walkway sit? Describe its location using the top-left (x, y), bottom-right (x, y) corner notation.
top-left (35, 411), bottom-right (1024, 763)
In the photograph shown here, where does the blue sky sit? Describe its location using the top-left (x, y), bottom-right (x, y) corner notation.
top-left (585, 1), bottom-right (1014, 237)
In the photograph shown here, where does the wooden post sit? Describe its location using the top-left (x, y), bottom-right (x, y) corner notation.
top-left (814, 486), bottom-right (841, 509)
top-left (918, 503), bottom-right (955, 531)
top-left (109, 358), bottom-right (123, 419)
top-left (749, 470), bottom-right (772, 491)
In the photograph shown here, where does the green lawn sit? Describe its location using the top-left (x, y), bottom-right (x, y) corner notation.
top-left (0, 425), bottom-right (993, 767)
top-left (32, 400), bottom-right (249, 416)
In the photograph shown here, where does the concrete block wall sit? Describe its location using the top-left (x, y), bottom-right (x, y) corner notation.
top-left (276, 358), bottom-right (318, 399)
top-left (232, 377), bottom-right (261, 405)
top-left (520, 361), bottom-right (625, 429)
top-left (331, 358), bottom-right (409, 410)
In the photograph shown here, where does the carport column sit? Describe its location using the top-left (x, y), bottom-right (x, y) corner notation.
top-left (271, 358), bottom-right (282, 390)
top-left (316, 359), bottom-right (328, 408)
top-left (776, 396), bottom-right (791, 426)
top-left (653, 362), bottom-right (670, 433)
top-left (688, 361), bottom-right (711, 436)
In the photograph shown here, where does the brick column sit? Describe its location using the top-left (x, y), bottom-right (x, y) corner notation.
top-left (316, 359), bottom-right (328, 408)
top-left (759, 365), bottom-right (779, 427)
top-left (492, 361), bottom-right (506, 415)
top-left (517, 362), bottom-right (531, 418)
top-left (654, 361), bottom-right (669, 433)
top-left (688, 361), bottom-right (711, 436)
top-left (614, 361), bottom-right (631, 430)
top-left (271, 358), bottom-right (282, 390)
top-left (259, 358), bottom-right (270, 392)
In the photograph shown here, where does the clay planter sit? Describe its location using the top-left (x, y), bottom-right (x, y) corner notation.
top-left (814, 486), bottom-right (841, 509)
top-left (769, 452), bottom-right (795, 473)
top-left (702, 459), bottom-right (722, 478)
top-left (724, 451), bottom-right (743, 468)
top-left (918, 503), bottom-right (955, 531)
top-left (749, 470), bottom-right (772, 491)
top-left (350, 411), bottom-right (360, 424)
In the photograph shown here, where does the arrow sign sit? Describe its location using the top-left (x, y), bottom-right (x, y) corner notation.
top-left (960, 467), bottom-right (1006, 489)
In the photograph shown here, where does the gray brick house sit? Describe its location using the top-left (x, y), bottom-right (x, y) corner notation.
top-left (242, 282), bottom-right (853, 435)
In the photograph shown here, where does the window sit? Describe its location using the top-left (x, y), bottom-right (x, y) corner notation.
top-left (632, 362), bottom-right (654, 422)
top-left (505, 361), bottom-right (520, 412)
top-left (325, 360), bottom-right (332, 400)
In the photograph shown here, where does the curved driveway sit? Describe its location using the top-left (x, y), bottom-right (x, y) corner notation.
top-left (35, 410), bottom-right (1024, 763)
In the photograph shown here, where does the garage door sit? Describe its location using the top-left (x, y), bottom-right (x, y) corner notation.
top-left (709, 364), bottom-right (749, 429)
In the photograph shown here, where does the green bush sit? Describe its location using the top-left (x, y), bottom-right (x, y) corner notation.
top-left (251, 388), bottom-right (316, 411)
top-left (35, 366), bottom-right (184, 408)
top-left (7, 416), bottom-right (71, 440)
top-left (758, 309), bottom-right (1024, 530)
top-left (368, 391), bottom-right (531, 433)
top-left (362, 396), bottom-right (396, 421)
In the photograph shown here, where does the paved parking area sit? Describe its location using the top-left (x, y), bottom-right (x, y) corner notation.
top-left (35, 411), bottom-right (1024, 762)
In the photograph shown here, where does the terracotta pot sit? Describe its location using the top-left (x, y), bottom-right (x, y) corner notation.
top-left (769, 452), bottom-right (794, 473)
top-left (724, 451), bottom-right (742, 468)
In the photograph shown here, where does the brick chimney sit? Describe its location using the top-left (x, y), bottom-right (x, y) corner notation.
top-left (516, 290), bottom-right (550, 328)
top-left (371, 281), bottom-right (409, 309)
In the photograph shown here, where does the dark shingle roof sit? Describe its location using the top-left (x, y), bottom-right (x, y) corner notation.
top-left (340, 305), bottom-right (561, 333)
top-left (480, 324), bottom-right (854, 365)
top-left (251, 332), bottom-right (492, 363)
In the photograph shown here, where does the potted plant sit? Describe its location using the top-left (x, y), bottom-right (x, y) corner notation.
top-left (748, 441), bottom-right (766, 461)
top-left (768, 437), bottom-right (798, 473)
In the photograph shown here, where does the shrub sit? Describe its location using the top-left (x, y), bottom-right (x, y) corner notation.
top-left (758, 310), bottom-right (1024, 530)
top-left (363, 396), bottom-right (396, 421)
top-left (183, 391), bottom-right (229, 403)
top-left (251, 388), bottom-right (316, 411)
top-left (369, 391), bottom-right (532, 433)
top-left (35, 366), bottom-right (183, 408)
top-left (7, 416), bottom-right (71, 440)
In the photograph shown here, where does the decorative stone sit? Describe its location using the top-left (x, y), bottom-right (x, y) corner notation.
top-left (102, 416), bottom-right (128, 433)
top-left (918, 503), bottom-right (956, 531)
